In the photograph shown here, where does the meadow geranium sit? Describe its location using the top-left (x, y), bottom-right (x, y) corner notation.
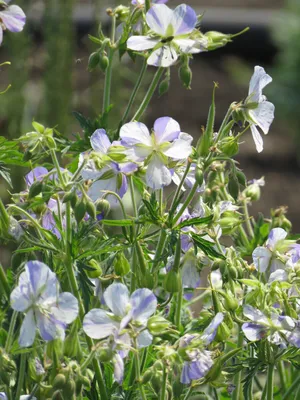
top-left (120, 117), bottom-right (192, 189)
top-left (10, 261), bottom-right (79, 347)
top-left (80, 129), bottom-right (136, 204)
top-left (132, 0), bottom-right (168, 5)
top-left (0, 1), bottom-right (26, 45)
top-left (127, 4), bottom-right (207, 67)
top-left (245, 66), bottom-right (275, 153)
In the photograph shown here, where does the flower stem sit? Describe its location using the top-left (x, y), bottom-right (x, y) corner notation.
top-left (15, 353), bottom-right (26, 399)
top-left (50, 149), bottom-right (66, 188)
top-left (172, 181), bottom-right (198, 225)
top-left (242, 198), bottom-right (254, 238)
top-left (278, 361), bottom-right (287, 393)
top-left (145, 0), bottom-right (151, 12)
top-left (0, 263), bottom-right (10, 299)
top-left (282, 375), bottom-right (300, 400)
top-left (129, 175), bottom-right (138, 217)
top-left (5, 310), bottom-right (18, 352)
top-left (160, 365), bottom-right (168, 400)
top-left (121, 59), bottom-right (148, 124)
top-left (151, 229), bottom-right (167, 272)
top-left (174, 288), bottom-right (183, 330)
top-left (232, 328), bottom-right (244, 400)
top-left (216, 104), bottom-right (234, 142)
top-left (132, 67), bottom-right (164, 122)
top-left (103, 16), bottom-right (116, 114)
top-left (134, 339), bottom-right (147, 400)
top-left (266, 363), bottom-right (274, 400)
top-left (169, 161), bottom-right (191, 219)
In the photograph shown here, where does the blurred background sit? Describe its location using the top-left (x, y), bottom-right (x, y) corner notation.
top-left (1, 0), bottom-right (300, 229)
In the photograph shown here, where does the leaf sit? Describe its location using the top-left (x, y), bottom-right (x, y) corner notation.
top-left (72, 111), bottom-right (93, 131)
top-left (177, 215), bottom-right (213, 229)
top-left (239, 279), bottom-right (261, 288)
top-left (191, 233), bottom-right (225, 259)
top-left (101, 219), bottom-right (134, 227)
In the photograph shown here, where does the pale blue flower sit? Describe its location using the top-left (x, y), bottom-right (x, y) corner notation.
top-left (132, 0), bottom-right (168, 5)
top-left (0, 1), bottom-right (26, 45)
top-left (252, 228), bottom-right (287, 273)
top-left (0, 394), bottom-right (36, 400)
top-left (120, 117), bottom-right (192, 189)
top-left (246, 66), bottom-right (275, 153)
top-left (127, 4), bottom-right (207, 67)
top-left (10, 261), bottom-right (79, 347)
top-left (180, 313), bottom-right (223, 384)
top-left (80, 129), bottom-right (136, 204)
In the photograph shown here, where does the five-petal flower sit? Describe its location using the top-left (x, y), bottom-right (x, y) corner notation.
top-left (0, 1), bottom-right (26, 45)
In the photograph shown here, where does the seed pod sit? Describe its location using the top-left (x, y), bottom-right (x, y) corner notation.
top-left (63, 379), bottom-right (76, 397)
top-left (98, 347), bottom-right (114, 362)
top-left (74, 198), bottom-right (87, 224)
top-left (227, 174), bottom-right (239, 200)
top-left (195, 166), bottom-right (204, 186)
top-left (236, 170), bottom-right (247, 187)
top-left (223, 293), bottom-right (239, 312)
top-left (151, 371), bottom-right (163, 392)
top-left (63, 190), bottom-right (77, 205)
top-left (86, 200), bottom-right (97, 220)
top-left (219, 136), bottom-right (239, 157)
top-left (147, 315), bottom-right (170, 335)
top-left (159, 77), bottom-right (170, 97)
top-left (142, 369), bottom-right (153, 384)
top-left (172, 379), bottom-right (184, 398)
top-left (88, 52), bottom-right (100, 71)
top-left (51, 391), bottom-right (64, 400)
top-left (29, 180), bottom-right (44, 198)
top-left (100, 55), bottom-right (109, 72)
top-left (139, 269), bottom-right (155, 289)
top-left (86, 259), bottom-right (102, 279)
top-left (114, 252), bottom-right (130, 276)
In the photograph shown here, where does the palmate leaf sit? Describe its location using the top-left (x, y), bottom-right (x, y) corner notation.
top-left (191, 233), bottom-right (225, 260)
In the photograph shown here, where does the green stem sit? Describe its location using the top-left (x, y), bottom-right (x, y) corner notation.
top-left (130, 245), bottom-right (138, 293)
top-left (5, 310), bottom-right (18, 352)
top-left (0, 263), bottom-right (10, 299)
top-left (103, 16), bottom-right (116, 114)
top-left (232, 328), bottom-right (244, 400)
top-left (50, 149), bottom-right (66, 187)
top-left (185, 289), bottom-right (209, 306)
top-left (266, 364), bottom-right (274, 400)
top-left (169, 161), bottom-right (191, 218)
top-left (81, 347), bottom-right (97, 373)
top-left (121, 59), bottom-right (148, 123)
top-left (216, 104), bottom-right (234, 142)
top-left (102, 191), bottom-right (128, 220)
top-left (183, 387), bottom-right (193, 400)
top-left (175, 288), bottom-right (183, 330)
top-left (151, 229), bottom-right (167, 272)
top-left (134, 340), bottom-right (147, 400)
top-left (242, 198), bottom-right (254, 238)
top-left (15, 353), bottom-right (26, 399)
top-left (160, 365), bottom-right (168, 400)
top-left (7, 205), bottom-right (44, 235)
top-left (172, 182), bottom-right (198, 225)
top-left (129, 175), bottom-right (138, 217)
top-left (278, 361), bottom-right (287, 393)
top-left (145, 0), bottom-right (151, 12)
top-left (132, 67), bottom-right (164, 121)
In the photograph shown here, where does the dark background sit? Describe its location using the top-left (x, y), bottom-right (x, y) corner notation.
top-left (1, 0), bottom-right (300, 231)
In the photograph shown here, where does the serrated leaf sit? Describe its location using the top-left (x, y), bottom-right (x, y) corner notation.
top-left (191, 233), bottom-right (225, 259)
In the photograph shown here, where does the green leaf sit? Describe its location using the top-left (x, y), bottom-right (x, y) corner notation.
top-left (239, 279), bottom-right (261, 288)
top-left (177, 215), bottom-right (213, 229)
top-left (101, 219), bottom-right (134, 226)
top-left (191, 233), bottom-right (225, 259)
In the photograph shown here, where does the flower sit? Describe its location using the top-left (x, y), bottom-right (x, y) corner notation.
top-left (132, 0), bottom-right (168, 6)
top-left (0, 1), bottom-right (26, 45)
top-left (0, 394), bottom-right (36, 400)
top-left (252, 228), bottom-right (288, 273)
top-left (172, 162), bottom-right (206, 193)
top-left (10, 261), bottom-right (79, 347)
top-left (120, 117), bottom-right (193, 189)
top-left (83, 283), bottom-right (157, 382)
top-left (180, 313), bottom-right (223, 384)
top-left (242, 305), bottom-right (296, 345)
top-left (245, 66), bottom-right (275, 153)
top-left (80, 129), bottom-right (136, 204)
top-left (127, 4), bottom-right (207, 67)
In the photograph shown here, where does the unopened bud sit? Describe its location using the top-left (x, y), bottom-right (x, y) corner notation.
top-left (29, 180), bottom-right (44, 198)
top-left (219, 136), bottom-right (239, 157)
top-left (159, 77), bottom-right (170, 97)
top-left (86, 200), bottom-right (97, 220)
top-left (179, 64), bottom-right (192, 89)
top-left (63, 190), bottom-right (77, 207)
top-left (86, 259), bottom-right (102, 278)
top-left (64, 334), bottom-right (79, 358)
top-left (243, 183), bottom-right (261, 202)
top-left (51, 391), bottom-right (64, 400)
top-left (95, 198), bottom-right (111, 218)
top-left (98, 346), bottom-right (114, 362)
top-left (147, 315), bottom-right (171, 335)
top-left (115, 5), bottom-right (130, 21)
top-left (227, 175), bottom-right (239, 201)
top-left (74, 198), bottom-right (87, 223)
top-left (215, 322), bottom-right (231, 342)
top-left (195, 166), bottom-right (204, 186)
top-left (53, 374), bottom-right (67, 390)
top-left (163, 270), bottom-right (182, 293)
top-left (151, 371), bottom-right (163, 392)
top-left (100, 55), bottom-right (109, 73)
top-left (205, 31), bottom-right (231, 51)
top-left (223, 292), bottom-right (239, 311)
top-left (88, 52), bottom-right (100, 71)
top-left (236, 170), bottom-right (247, 187)
top-left (142, 369), bottom-right (153, 384)
top-left (114, 252), bottom-right (130, 276)
top-left (63, 379), bottom-right (76, 397)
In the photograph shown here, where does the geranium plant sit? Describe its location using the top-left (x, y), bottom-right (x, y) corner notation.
top-left (0, 1), bottom-right (299, 399)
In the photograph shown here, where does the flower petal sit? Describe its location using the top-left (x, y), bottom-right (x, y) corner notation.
top-left (153, 117), bottom-right (180, 143)
top-left (25, 260), bottom-right (57, 299)
top-left (249, 101), bottom-right (275, 135)
top-left (147, 45), bottom-right (178, 67)
top-left (129, 288), bottom-right (157, 324)
top-left (83, 309), bottom-right (119, 339)
top-left (243, 305), bottom-right (269, 324)
top-left (248, 66), bottom-right (272, 103)
top-left (19, 309), bottom-right (36, 347)
top-left (137, 329), bottom-right (153, 347)
top-left (10, 270), bottom-right (31, 312)
top-left (268, 269), bottom-right (288, 284)
top-left (25, 167), bottom-right (48, 187)
top-left (113, 353), bottom-right (124, 384)
top-left (87, 175), bottom-right (117, 202)
top-left (266, 228), bottom-right (287, 250)
top-left (36, 310), bottom-right (58, 342)
top-left (90, 129), bottom-right (111, 154)
top-left (252, 246), bottom-right (272, 272)
top-left (250, 124), bottom-right (264, 153)
top-left (173, 37), bottom-right (206, 54)
top-left (163, 134), bottom-right (192, 159)
top-left (120, 122), bottom-right (151, 146)
top-left (202, 313), bottom-right (224, 344)
top-left (171, 4), bottom-right (197, 36)
top-left (51, 292), bottom-right (79, 324)
top-left (146, 155), bottom-right (172, 189)
top-left (242, 322), bottom-right (267, 341)
top-left (0, 5), bottom-right (26, 33)
top-left (127, 35), bottom-right (158, 51)
top-left (104, 283), bottom-right (130, 317)
top-left (146, 4), bottom-right (173, 36)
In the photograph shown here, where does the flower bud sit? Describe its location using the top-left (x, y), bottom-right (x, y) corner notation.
top-left (236, 170), bottom-right (247, 187)
top-left (212, 259), bottom-right (226, 272)
top-left (163, 270), bottom-right (182, 293)
top-left (219, 211), bottom-right (241, 235)
top-left (142, 369), bottom-right (153, 384)
top-left (151, 371), bottom-right (163, 392)
top-left (219, 136), bottom-right (239, 157)
top-left (95, 198), bottom-right (111, 218)
top-left (215, 322), bottom-right (231, 342)
top-left (46, 135), bottom-right (57, 150)
top-left (227, 175), bottom-right (239, 201)
top-left (223, 292), bottom-right (239, 311)
top-left (29, 180), bottom-right (44, 198)
top-left (147, 315), bottom-right (171, 335)
top-left (63, 190), bottom-right (77, 208)
top-left (100, 55), bottom-right (109, 73)
top-left (88, 52), bottom-right (100, 71)
top-left (86, 199), bottom-right (97, 220)
top-left (139, 269), bottom-right (156, 289)
top-left (86, 259), bottom-right (102, 278)
top-left (243, 183), bottom-right (261, 202)
top-left (51, 391), bottom-right (64, 400)
top-left (28, 357), bottom-right (45, 382)
top-left (172, 379), bottom-right (184, 398)
top-left (115, 5), bottom-right (130, 21)
top-left (64, 334), bottom-right (79, 358)
top-left (114, 252), bottom-right (130, 276)
top-left (159, 77), bottom-right (170, 97)
top-left (63, 379), bottom-right (76, 397)
top-left (98, 346), bottom-right (114, 362)
top-left (74, 198), bottom-right (87, 224)
top-left (53, 374), bottom-right (67, 390)
top-left (195, 166), bottom-right (204, 186)
top-left (205, 31), bottom-right (231, 50)
top-left (179, 64), bottom-right (192, 89)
